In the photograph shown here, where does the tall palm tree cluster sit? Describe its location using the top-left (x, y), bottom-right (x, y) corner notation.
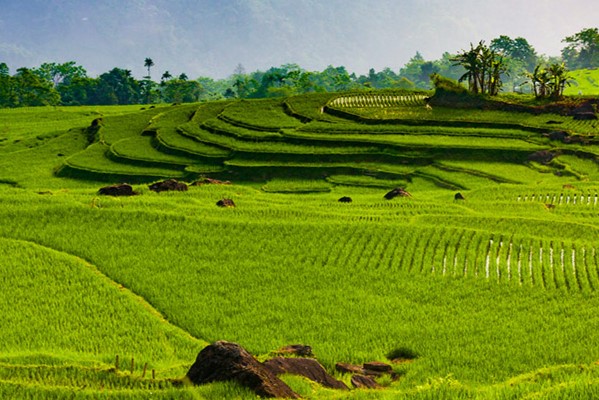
top-left (524, 63), bottom-right (570, 99)
top-left (451, 41), bottom-right (507, 96)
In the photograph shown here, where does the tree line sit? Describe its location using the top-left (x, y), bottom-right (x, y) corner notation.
top-left (0, 27), bottom-right (596, 108)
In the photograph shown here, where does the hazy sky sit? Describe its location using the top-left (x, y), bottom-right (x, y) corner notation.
top-left (0, 0), bottom-right (597, 79)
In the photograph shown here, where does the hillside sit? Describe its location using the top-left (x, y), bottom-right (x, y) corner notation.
top-left (565, 68), bottom-right (599, 96)
top-left (1, 92), bottom-right (599, 398)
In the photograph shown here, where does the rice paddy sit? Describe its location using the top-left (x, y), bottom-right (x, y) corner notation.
top-left (1, 89), bottom-right (599, 398)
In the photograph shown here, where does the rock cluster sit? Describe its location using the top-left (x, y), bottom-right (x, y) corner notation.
top-left (149, 179), bottom-right (188, 192)
top-left (186, 341), bottom-right (400, 397)
top-left (186, 341), bottom-right (298, 398)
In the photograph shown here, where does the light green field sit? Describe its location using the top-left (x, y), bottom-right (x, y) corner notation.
top-left (1, 91), bottom-right (599, 398)
top-left (565, 68), bottom-right (599, 96)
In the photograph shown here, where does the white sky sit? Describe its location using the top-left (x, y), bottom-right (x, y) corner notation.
top-left (0, 0), bottom-right (597, 79)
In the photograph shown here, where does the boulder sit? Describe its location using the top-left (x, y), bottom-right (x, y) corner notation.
top-left (351, 374), bottom-right (381, 389)
top-left (545, 130), bottom-right (568, 141)
top-left (384, 187), bottom-right (411, 200)
top-left (573, 112), bottom-right (597, 120)
top-left (98, 184), bottom-right (136, 196)
top-left (264, 357), bottom-right (348, 390)
top-left (274, 344), bottom-right (313, 357)
top-left (338, 196), bottom-right (352, 203)
top-left (528, 150), bottom-right (556, 165)
top-left (149, 179), bottom-right (188, 193)
top-left (192, 178), bottom-right (231, 186)
top-left (90, 117), bottom-right (103, 127)
top-left (335, 362), bottom-right (365, 375)
top-left (216, 198), bottom-right (236, 208)
top-left (186, 341), bottom-right (299, 399)
top-left (454, 192), bottom-right (465, 201)
top-left (363, 361), bottom-right (393, 374)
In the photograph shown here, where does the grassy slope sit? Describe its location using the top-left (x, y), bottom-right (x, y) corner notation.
top-left (564, 68), bottom-right (599, 96)
top-left (1, 95), bottom-right (599, 398)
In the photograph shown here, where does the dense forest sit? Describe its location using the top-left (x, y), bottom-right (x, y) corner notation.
top-left (0, 27), bottom-right (597, 107)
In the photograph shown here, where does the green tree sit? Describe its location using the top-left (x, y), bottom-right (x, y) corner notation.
top-left (140, 78), bottom-right (158, 104)
top-left (12, 67), bottom-right (60, 106)
top-left (398, 52), bottom-right (430, 88)
top-left (94, 68), bottom-right (140, 105)
top-left (253, 64), bottom-right (305, 97)
top-left (233, 75), bottom-right (259, 98)
top-left (33, 62), bottom-right (87, 87)
top-left (452, 43), bottom-right (482, 94)
top-left (144, 58), bottom-right (155, 79)
top-left (58, 77), bottom-right (98, 105)
top-left (452, 41), bottom-right (507, 95)
top-left (0, 63), bottom-right (14, 107)
top-left (433, 52), bottom-right (465, 82)
top-left (160, 71), bottom-right (172, 85)
top-left (312, 65), bottom-right (353, 92)
top-left (523, 63), bottom-right (569, 99)
top-left (491, 36), bottom-right (538, 71)
top-left (161, 79), bottom-right (203, 103)
top-left (561, 28), bottom-right (599, 69)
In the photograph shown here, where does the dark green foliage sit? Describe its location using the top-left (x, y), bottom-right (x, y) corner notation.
top-left (561, 27), bottom-right (599, 70)
top-left (451, 41), bottom-right (507, 96)
top-left (7, 68), bottom-right (61, 107)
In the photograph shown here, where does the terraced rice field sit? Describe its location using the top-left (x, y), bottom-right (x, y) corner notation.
top-left (2, 90), bottom-right (599, 398)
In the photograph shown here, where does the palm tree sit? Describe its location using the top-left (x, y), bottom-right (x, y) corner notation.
top-left (451, 41), bottom-right (506, 95)
top-left (452, 43), bottom-right (481, 94)
top-left (547, 63), bottom-right (570, 99)
top-left (523, 65), bottom-right (542, 97)
top-left (144, 58), bottom-right (154, 79)
top-left (160, 71), bottom-right (172, 85)
top-left (524, 63), bottom-right (568, 99)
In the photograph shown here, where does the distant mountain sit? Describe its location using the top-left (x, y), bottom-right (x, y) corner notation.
top-left (0, 0), bottom-right (596, 79)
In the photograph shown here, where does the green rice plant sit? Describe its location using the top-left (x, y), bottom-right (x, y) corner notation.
top-left (298, 120), bottom-right (543, 139)
top-left (155, 126), bottom-right (231, 158)
top-left (110, 136), bottom-right (202, 165)
top-left (219, 98), bottom-right (303, 130)
top-left (564, 68), bottom-right (599, 95)
top-left (63, 143), bottom-right (186, 179)
top-left (201, 117), bottom-right (284, 140)
top-left (5, 93), bottom-right (599, 398)
top-left (261, 178), bottom-right (332, 193)
top-left (325, 174), bottom-right (409, 188)
top-left (190, 100), bottom-right (234, 124)
top-left (335, 105), bottom-right (599, 135)
top-left (98, 108), bottom-right (165, 145)
top-left (3, 185), bottom-right (599, 396)
top-left (329, 93), bottom-right (428, 108)
top-left (283, 92), bottom-right (338, 121)
top-left (439, 160), bottom-right (567, 185)
top-left (0, 105), bottom-right (155, 144)
top-left (0, 236), bottom-right (200, 367)
top-left (180, 121), bottom-right (386, 155)
top-left (285, 129), bottom-right (546, 152)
